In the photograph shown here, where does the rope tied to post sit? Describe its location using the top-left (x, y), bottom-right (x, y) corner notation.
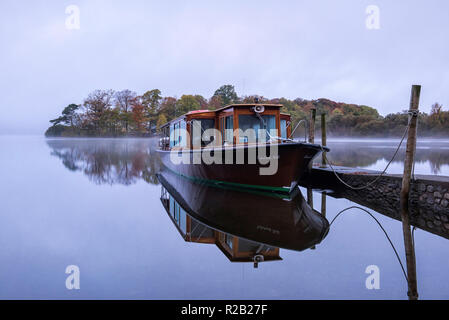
top-left (320, 110), bottom-right (418, 191)
top-left (407, 109), bottom-right (419, 117)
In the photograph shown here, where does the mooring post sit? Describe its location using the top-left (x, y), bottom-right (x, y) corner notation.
top-left (321, 191), bottom-right (326, 217)
top-left (307, 108), bottom-right (316, 209)
top-left (308, 108), bottom-right (316, 144)
top-left (400, 84), bottom-right (420, 300)
top-left (307, 108), bottom-right (316, 171)
top-left (307, 108), bottom-right (316, 208)
top-left (307, 187), bottom-right (314, 208)
top-left (321, 113), bottom-right (327, 167)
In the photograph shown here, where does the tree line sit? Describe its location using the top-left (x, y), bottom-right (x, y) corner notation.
top-left (46, 85), bottom-right (449, 137)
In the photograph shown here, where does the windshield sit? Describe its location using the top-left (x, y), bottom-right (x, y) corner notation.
top-left (191, 118), bottom-right (215, 147)
top-left (238, 115), bottom-right (276, 142)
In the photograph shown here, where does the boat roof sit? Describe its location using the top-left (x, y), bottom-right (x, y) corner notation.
top-left (214, 103), bottom-right (283, 112)
top-left (160, 103), bottom-right (284, 128)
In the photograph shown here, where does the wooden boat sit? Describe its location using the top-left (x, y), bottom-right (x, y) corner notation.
top-left (157, 169), bottom-right (329, 261)
top-left (157, 102), bottom-right (328, 193)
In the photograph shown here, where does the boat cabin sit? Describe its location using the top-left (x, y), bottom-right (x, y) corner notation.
top-left (160, 104), bottom-right (292, 150)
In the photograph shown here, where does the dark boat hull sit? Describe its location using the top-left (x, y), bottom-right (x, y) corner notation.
top-left (157, 142), bottom-right (325, 193)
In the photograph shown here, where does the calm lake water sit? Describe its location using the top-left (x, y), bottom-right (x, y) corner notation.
top-left (0, 135), bottom-right (448, 299)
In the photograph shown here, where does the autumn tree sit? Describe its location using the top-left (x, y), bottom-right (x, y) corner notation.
top-left (241, 95), bottom-right (267, 103)
top-left (208, 95), bottom-right (222, 110)
top-left (156, 113), bottom-right (168, 132)
top-left (213, 85), bottom-right (238, 106)
top-left (431, 103), bottom-right (443, 115)
top-left (142, 89), bottom-right (162, 130)
top-left (130, 97), bottom-right (147, 134)
top-left (176, 95), bottom-right (201, 115)
top-left (83, 89), bottom-right (114, 134)
top-left (159, 97), bottom-right (177, 120)
top-left (194, 95), bottom-right (208, 109)
top-left (429, 102), bottom-right (445, 130)
top-left (115, 89), bottom-right (137, 133)
top-left (105, 107), bottom-right (121, 136)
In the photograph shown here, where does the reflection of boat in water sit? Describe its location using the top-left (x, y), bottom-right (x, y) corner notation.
top-left (158, 169), bottom-right (329, 266)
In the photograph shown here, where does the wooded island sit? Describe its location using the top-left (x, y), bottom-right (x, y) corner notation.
top-left (45, 85), bottom-right (449, 137)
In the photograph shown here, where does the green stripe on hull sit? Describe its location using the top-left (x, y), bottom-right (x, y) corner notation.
top-left (163, 166), bottom-right (291, 198)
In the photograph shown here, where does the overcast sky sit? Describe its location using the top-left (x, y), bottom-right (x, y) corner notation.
top-left (0, 0), bottom-right (448, 134)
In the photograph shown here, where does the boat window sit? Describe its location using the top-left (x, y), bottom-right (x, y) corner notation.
top-left (175, 122), bottom-right (179, 146)
top-left (169, 123), bottom-right (175, 147)
top-left (281, 119), bottom-right (287, 139)
top-left (174, 123), bottom-right (179, 146)
top-left (225, 234), bottom-right (233, 249)
top-left (221, 116), bottom-right (233, 145)
top-left (170, 120), bottom-right (187, 147)
top-left (237, 239), bottom-right (260, 252)
top-left (238, 115), bottom-right (276, 142)
top-left (180, 121), bottom-right (187, 147)
top-left (170, 122), bottom-right (179, 147)
top-left (179, 208), bottom-right (187, 234)
top-left (174, 202), bottom-right (180, 224)
top-left (169, 196), bottom-right (175, 217)
top-left (191, 118), bottom-right (215, 147)
top-left (191, 221), bottom-right (214, 239)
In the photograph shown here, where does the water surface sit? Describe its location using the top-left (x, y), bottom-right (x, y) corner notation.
top-left (320, 138), bottom-right (449, 175)
top-left (0, 136), bottom-right (448, 299)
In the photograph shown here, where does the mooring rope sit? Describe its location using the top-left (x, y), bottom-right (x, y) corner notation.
top-left (320, 110), bottom-right (418, 190)
top-left (327, 205), bottom-right (409, 283)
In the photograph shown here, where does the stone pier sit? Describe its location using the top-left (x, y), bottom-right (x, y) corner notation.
top-left (300, 165), bottom-right (449, 240)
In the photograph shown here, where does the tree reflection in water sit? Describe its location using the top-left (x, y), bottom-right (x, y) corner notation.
top-left (46, 138), bottom-right (161, 185)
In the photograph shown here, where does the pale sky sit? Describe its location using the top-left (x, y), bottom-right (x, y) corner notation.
top-left (1, 0), bottom-right (448, 134)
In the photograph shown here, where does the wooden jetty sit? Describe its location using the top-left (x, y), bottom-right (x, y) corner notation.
top-left (300, 165), bottom-right (449, 240)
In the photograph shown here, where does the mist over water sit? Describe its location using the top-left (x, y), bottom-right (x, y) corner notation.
top-left (0, 136), bottom-right (448, 299)
top-left (317, 138), bottom-right (449, 175)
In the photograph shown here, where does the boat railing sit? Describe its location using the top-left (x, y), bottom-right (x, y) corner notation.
top-left (288, 119), bottom-right (308, 142)
top-left (266, 131), bottom-right (294, 143)
top-left (159, 136), bottom-right (170, 150)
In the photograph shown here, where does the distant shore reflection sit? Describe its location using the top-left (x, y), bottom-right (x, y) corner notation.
top-left (319, 140), bottom-right (449, 174)
top-left (46, 138), bottom-right (161, 185)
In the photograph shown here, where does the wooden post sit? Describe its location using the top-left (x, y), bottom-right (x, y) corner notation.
top-left (321, 191), bottom-right (326, 217)
top-left (308, 108), bottom-right (316, 144)
top-left (307, 108), bottom-right (316, 172)
top-left (307, 108), bottom-right (316, 209)
top-left (307, 108), bottom-right (316, 208)
top-left (307, 187), bottom-right (314, 208)
top-left (400, 84), bottom-right (420, 300)
top-left (321, 113), bottom-right (327, 167)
